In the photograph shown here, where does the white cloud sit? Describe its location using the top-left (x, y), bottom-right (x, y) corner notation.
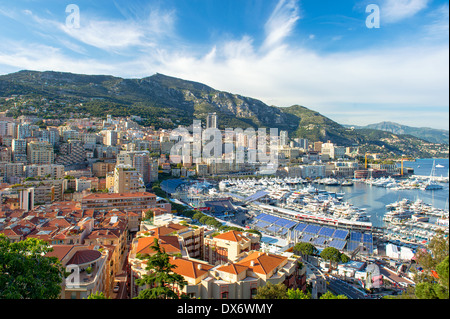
top-left (262, 0), bottom-right (301, 50)
top-left (0, 40), bottom-right (113, 75)
top-left (381, 0), bottom-right (429, 23)
top-left (0, 0), bottom-right (448, 129)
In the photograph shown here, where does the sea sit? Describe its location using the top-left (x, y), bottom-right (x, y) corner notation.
top-left (317, 158), bottom-right (449, 228)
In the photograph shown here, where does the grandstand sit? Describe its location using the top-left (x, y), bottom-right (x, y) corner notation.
top-left (251, 211), bottom-right (374, 255)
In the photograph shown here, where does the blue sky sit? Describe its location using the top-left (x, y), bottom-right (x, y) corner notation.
top-left (0, 0), bottom-right (448, 129)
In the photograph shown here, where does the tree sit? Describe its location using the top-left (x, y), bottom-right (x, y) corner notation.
top-left (340, 253), bottom-right (350, 264)
top-left (134, 238), bottom-right (188, 299)
top-left (287, 288), bottom-right (311, 299)
top-left (413, 232), bottom-right (449, 299)
top-left (87, 291), bottom-right (108, 299)
top-left (319, 291), bottom-right (348, 299)
top-left (0, 235), bottom-right (65, 299)
top-left (254, 282), bottom-right (288, 299)
top-left (320, 247), bottom-right (342, 270)
top-left (293, 242), bottom-right (318, 261)
top-left (436, 256), bottom-right (449, 289)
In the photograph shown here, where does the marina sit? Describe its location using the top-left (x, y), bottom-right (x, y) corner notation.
top-left (172, 158), bottom-right (448, 258)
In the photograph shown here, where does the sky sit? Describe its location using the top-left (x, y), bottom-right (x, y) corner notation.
top-left (0, 0), bottom-right (448, 130)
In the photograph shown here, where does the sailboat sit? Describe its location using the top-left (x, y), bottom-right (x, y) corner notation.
top-left (421, 160), bottom-right (443, 190)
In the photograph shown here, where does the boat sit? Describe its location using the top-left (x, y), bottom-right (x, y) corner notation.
top-left (341, 180), bottom-right (354, 186)
top-left (420, 160), bottom-right (444, 190)
top-left (436, 164), bottom-right (444, 168)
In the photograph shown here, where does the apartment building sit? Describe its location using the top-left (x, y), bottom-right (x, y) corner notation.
top-left (204, 230), bottom-right (260, 265)
top-left (81, 192), bottom-right (156, 212)
top-left (92, 161), bottom-right (115, 178)
top-left (24, 164), bottom-right (65, 179)
top-left (56, 140), bottom-right (86, 166)
top-left (113, 164), bottom-right (145, 193)
top-left (27, 141), bottom-right (54, 164)
top-left (46, 245), bottom-right (109, 299)
top-left (0, 163), bottom-right (25, 183)
top-left (11, 138), bottom-right (27, 163)
top-left (106, 130), bottom-right (118, 146)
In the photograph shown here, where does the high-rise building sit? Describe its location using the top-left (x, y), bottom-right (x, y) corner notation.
top-left (280, 131), bottom-right (289, 146)
top-left (12, 138), bottom-right (27, 163)
top-left (17, 123), bottom-right (32, 139)
top-left (0, 120), bottom-right (15, 137)
top-left (104, 130), bottom-right (118, 146)
top-left (41, 128), bottom-right (60, 146)
top-left (24, 164), bottom-right (65, 179)
top-left (206, 113), bottom-right (218, 129)
top-left (27, 141), bottom-right (54, 164)
top-left (55, 140), bottom-right (86, 166)
top-left (113, 164), bottom-right (145, 193)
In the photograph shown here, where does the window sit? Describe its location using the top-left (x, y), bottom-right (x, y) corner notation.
top-left (250, 288), bottom-right (258, 299)
top-left (220, 285), bottom-right (229, 299)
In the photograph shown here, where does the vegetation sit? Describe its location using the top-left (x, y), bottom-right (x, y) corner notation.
top-left (134, 238), bottom-right (188, 299)
top-left (2, 70), bottom-right (444, 158)
top-left (254, 282), bottom-right (288, 299)
top-left (319, 291), bottom-right (348, 299)
top-left (386, 232), bottom-right (449, 299)
top-left (320, 247), bottom-right (349, 270)
top-left (254, 282), bottom-right (346, 299)
top-left (87, 291), bottom-right (108, 299)
top-left (293, 242), bottom-right (319, 258)
top-left (0, 234), bottom-right (65, 299)
top-left (411, 232), bottom-right (449, 299)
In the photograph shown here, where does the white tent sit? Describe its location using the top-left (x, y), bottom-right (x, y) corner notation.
top-left (386, 243), bottom-right (400, 259)
top-left (400, 246), bottom-right (415, 260)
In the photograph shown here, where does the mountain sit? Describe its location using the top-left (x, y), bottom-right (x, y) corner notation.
top-left (0, 70), bottom-right (298, 132)
top-left (0, 70), bottom-right (447, 158)
top-left (344, 121), bottom-right (449, 145)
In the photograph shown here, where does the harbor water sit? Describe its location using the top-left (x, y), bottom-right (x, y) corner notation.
top-left (318, 158), bottom-right (449, 228)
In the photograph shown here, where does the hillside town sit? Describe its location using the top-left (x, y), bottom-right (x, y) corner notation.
top-left (0, 112), bottom-right (447, 300)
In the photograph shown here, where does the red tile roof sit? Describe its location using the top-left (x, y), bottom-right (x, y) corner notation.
top-left (237, 252), bottom-right (287, 275)
top-left (68, 249), bottom-right (102, 265)
top-left (169, 257), bottom-right (213, 279)
top-left (217, 263), bottom-right (248, 275)
top-left (136, 235), bottom-right (180, 255)
top-left (214, 230), bottom-right (249, 242)
top-left (82, 192), bottom-right (156, 200)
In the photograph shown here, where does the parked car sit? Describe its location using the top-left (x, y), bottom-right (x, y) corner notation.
top-left (113, 283), bottom-right (120, 293)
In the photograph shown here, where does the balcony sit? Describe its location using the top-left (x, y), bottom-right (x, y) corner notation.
top-left (65, 248), bottom-right (108, 290)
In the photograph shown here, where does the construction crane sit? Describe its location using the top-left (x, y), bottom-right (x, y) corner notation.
top-left (400, 155), bottom-right (414, 176)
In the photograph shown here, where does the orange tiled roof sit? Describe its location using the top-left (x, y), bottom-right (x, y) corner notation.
top-left (46, 245), bottom-right (76, 261)
top-left (169, 257), bottom-right (213, 279)
top-left (68, 249), bottom-right (102, 265)
top-left (82, 192), bottom-right (156, 200)
top-left (214, 230), bottom-right (249, 242)
top-left (136, 235), bottom-right (180, 255)
top-left (154, 223), bottom-right (188, 236)
top-left (217, 263), bottom-right (248, 275)
top-left (237, 251), bottom-right (287, 275)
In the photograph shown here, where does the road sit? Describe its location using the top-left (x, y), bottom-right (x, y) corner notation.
top-left (304, 259), bottom-right (368, 299)
top-left (112, 243), bottom-right (131, 299)
top-left (326, 276), bottom-right (368, 299)
top-left (379, 264), bottom-right (415, 286)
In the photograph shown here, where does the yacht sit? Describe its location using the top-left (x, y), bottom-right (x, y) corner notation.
top-left (421, 160), bottom-right (444, 190)
top-left (341, 180), bottom-right (354, 186)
